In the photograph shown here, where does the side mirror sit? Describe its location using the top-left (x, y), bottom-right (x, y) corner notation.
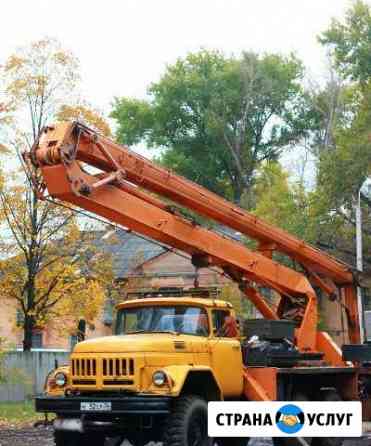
top-left (77, 318), bottom-right (86, 342)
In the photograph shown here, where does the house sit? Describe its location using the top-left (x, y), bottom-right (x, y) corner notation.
top-left (1, 225), bottom-right (349, 349)
top-left (0, 229), bottom-right (243, 350)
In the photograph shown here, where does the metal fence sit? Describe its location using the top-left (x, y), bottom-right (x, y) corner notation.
top-left (365, 311), bottom-right (371, 341)
top-left (0, 350), bottom-right (69, 402)
top-left (1, 315), bottom-right (370, 402)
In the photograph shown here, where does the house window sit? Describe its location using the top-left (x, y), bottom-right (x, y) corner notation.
top-left (32, 332), bottom-right (43, 349)
top-left (16, 309), bottom-right (24, 327)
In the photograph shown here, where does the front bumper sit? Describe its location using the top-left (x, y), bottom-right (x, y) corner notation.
top-left (35, 394), bottom-right (172, 416)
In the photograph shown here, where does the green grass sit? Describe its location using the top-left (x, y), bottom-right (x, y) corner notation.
top-left (0, 401), bottom-right (39, 426)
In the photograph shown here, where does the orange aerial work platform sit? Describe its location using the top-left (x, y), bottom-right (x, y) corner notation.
top-left (25, 121), bottom-right (371, 422)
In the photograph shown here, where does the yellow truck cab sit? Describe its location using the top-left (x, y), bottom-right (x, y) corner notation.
top-left (36, 295), bottom-right (245, 446)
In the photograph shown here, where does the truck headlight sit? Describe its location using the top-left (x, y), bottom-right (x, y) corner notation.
top-left (55, 372), bottom-right (67, 387)
top-left (152, 370), bottom-right (166, 386)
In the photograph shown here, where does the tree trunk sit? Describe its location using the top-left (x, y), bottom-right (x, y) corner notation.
top-left (232, 173), bottom-right (252, 206)
top-left (23, 313), bottom-right (34, 351)
top-left (23, 188), bottom-right (39, 352)
top-left (233, 183), bottom-right (243, 204)
top-left (23, 279), bottom-right (36, 351)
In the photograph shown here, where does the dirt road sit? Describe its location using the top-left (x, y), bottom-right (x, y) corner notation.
top-left (0, 427), bottom-right (370, 446)
top-left (0, 426), bottom-right (53, 446)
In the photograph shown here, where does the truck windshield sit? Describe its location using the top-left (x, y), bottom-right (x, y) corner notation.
top-left (116, 305), bottom-right (209, 336)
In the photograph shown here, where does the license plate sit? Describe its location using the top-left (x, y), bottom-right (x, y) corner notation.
top-left (80, 402), bottom-right (112, 412)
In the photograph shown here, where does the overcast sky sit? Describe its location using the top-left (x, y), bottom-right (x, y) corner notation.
top-left (2, 0), bottom-right (351, 114)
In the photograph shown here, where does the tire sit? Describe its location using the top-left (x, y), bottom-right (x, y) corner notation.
top-left (54, 431), bottom-right (80, 446)
top-left (215, 438), bottom-right (250, 446)
top-left (311, 390), bottom-right (344, 446)
top-left (274, 389), bottom-right (345, 446)
top-left (162, 395), bottom-right (212, 446)
top-left (54, 430), bottom-right (106, 446)
top-left (273, 391), bottom-right (312, 446)
top-left (273, 439), bottom-right (311, 446)
top-left (106, 437), bottom-right (124, 446)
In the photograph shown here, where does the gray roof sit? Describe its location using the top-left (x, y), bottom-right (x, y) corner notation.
top-left (94, 229), bottom-right (166, 279)
top-left (91, 225), bottom-right (241, 280)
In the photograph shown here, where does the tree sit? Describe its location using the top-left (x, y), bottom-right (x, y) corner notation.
top-left (0, 172), bottom-right (115, 350)
top-left (319, 0), bottom-right (371, 83)
top-left (0, 37), bottom-right (113, 350)
top-left (303, 67), bottom-right (351, 158)
top-left (0, 102), bottom-right (12, 152)
top-left (56, 104), bottom-right (112, 137)
top-left (0, 201), bottom-right (113, 338)
top-left (311, 1), bottom-right (371, 268)
top-left (219, 282), bottom-right (254, 319)
top-left (111, 50), bottom-right (309, 203)
top-left (250, 162), bottom-right (315, 243)
top-left (0, 102), bottom-right (12, 127)
top-left (310, 85), bottom-right (371, 266)
top-left (3, 37), bottom-right (80, 144)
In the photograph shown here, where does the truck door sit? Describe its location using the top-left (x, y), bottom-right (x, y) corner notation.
top-left (209, 309), bottom-right (244, 397)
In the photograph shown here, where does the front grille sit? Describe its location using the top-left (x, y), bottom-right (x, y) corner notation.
top-left (72, 358), bottom-right (97, 377)
top-left (103, 379), bottom-right (134, 385)
top-left (102, 358), bottom-right (134, 377)
top-left (72, 379), bottom-right (96, 385)
top-left (71, 357), bottom-right (135, 385)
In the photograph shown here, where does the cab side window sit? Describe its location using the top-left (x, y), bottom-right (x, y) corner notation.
top-left (212, 310), bottom-right (230, 337)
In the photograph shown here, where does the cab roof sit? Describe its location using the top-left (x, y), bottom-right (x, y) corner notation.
top-left (116, 297), bottom-right (233, 310)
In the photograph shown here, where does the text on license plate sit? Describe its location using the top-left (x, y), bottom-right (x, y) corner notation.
top-left (80, 402), bottom-right (112, 411)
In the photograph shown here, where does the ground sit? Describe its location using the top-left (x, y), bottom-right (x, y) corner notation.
top-left (0, 401), bottom-right (38, 427)
top-left (0, 426), bottom-right (53, 446)
top-left (0, 403), bottom-right (370, 446)
top-left (0, 428), bottom-right (370, 446)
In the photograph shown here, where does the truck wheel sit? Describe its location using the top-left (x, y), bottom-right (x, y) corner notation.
top-left (106, 437), bottom-right (124, 446)
top-left (274, 389), bottom-right (345, 446)
top-left (311, 389), bottom-right (344, 446)
top-left (273, 439), bottom-right (311, 446)
top-left (273, 391), bottom-right (312, 446)
top-left (215, 438), bottom-right (250, 446)
top-left (54, 431), bottom-right (106, 446)
top-left (54, 431), bottom-right (80, 446)
top-left (163, 395), bottom-right (211, 446)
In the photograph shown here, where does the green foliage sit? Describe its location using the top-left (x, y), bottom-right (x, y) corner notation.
top-left (317, 96), bottom-right (371, 209)
top-left (319, 0), bottom-right (371, 82)
top-left (0, 401), bottom-right (39, 426)
top-left (111, 49), bottom-right (309, 202)
top-left (111, 98), bottom-right (154, 146)
top-left (311, 86), bottom-right (371, 263)
top-left (219, 283), bottom-right (254, 320)
top-left (250, 162), bottom-right (315, 243)
top-left (315, 1), bottom-right (371, 265)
